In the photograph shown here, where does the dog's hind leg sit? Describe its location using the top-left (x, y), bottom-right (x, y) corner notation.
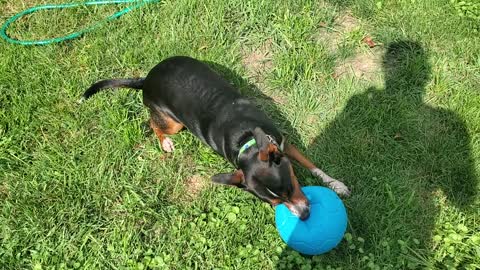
top-left (149, 110), bottom-right (184, 153)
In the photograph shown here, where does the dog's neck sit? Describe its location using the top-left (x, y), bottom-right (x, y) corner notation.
top-left (234, 131), bottom-right (283, 168)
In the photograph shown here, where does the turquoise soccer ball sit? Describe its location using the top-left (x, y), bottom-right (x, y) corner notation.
top-left (275, 186), bottom-right (348, 255)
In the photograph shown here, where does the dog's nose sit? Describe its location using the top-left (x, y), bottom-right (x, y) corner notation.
top-left (286, 202), bottom-right (311, 221)
top-left (297, 204), bottom-right (310, 221)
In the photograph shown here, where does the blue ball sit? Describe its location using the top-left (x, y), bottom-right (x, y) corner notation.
top-left (275, 186), bottom-right (347, 255)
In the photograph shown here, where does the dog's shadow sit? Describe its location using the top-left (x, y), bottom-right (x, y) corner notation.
top-left (207, 41), bottom-right (477, 268)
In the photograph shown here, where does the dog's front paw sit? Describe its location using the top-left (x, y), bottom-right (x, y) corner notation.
top-left (326, 179), bottom-right (350, 197)
top-left (161, 137), bottom-right (175, 153)
top-left (310, 168), bottom-right (351, 197)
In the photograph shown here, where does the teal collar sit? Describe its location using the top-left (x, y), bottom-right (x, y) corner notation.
top-left (237, 138), bottom-right (256, 161)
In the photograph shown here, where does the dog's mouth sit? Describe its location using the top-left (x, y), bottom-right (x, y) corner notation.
top-left (284, 201), bottom-right (311, 220)
top-left (262, 189), bottom-right (310, 220)
top-left (261, 193), bottom-right (310, 220)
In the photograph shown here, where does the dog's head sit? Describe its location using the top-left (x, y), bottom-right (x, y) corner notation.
top-left (211, 128), bottom-right (310, 220)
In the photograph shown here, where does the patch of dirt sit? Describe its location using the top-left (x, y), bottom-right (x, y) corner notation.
top-left (270, 94), bottom-right (287, 105)
top-left (130, 69), bottom-right (144, 78)
top-left (0, 183), bottom-right (9, 199)
top-left (306, 114), bottom-right (318, 126)
top-left (314, 10), bottom-right (383, 80)
top-left (315, 11), bottom-right (361, 52)
top-left (333, 47), bottom-right (384, 81)
top-left (431, 189), bottom-right (447, 207)
top-left (336, 12), bottom-right (360, 33)
top-left (175, 174), bottom-right (209, 202)
top-left (241, 39), bottom-right (288, 106)
top-left (1, 0), bottom-right (41, 14)
top-left (241, 39), bottom-right (274, 81)
top-left (186, 175), bottom-right (206, 195)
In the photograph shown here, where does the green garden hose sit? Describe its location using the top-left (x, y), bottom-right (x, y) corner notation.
top-left (0, 0), bottom-right (160, 45)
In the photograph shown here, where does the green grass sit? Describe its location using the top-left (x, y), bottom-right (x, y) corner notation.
top-left (1, 0), bottom-right (479, 269)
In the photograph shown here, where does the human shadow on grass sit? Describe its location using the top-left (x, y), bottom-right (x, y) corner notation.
top-left (274, 41), bottom-right (477, 269)
top-left (205, 42), bottom-right (476, 267)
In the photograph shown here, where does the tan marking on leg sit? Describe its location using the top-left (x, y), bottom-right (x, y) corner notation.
top-left (149, 112), bottom-right (184, 152)
top-left (284, 143), bottom-right (351, 196)
top-left (284, 143), bottom-right (316, 170)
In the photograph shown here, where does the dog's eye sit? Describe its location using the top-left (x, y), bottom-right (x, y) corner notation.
top-left (266, 187), bottom-right (280, 198)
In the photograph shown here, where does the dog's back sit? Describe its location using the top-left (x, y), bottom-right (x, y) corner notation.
top-left (142, 56), bottom-right (282, 162)
top-left (142, 56), bottom-right (242, 135)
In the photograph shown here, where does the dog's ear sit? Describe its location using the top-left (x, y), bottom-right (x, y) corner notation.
top-left (211, 170), bottom-right (245, 187)
top-left (253, 127), bottom-right (278, 162)
top-left (253, 127), bottom-right (269, 149)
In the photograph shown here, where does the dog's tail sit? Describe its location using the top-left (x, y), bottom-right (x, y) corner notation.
top-left (79, 78), bottom-right (145, 103)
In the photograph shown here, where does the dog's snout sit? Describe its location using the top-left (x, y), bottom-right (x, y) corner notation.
top-left (296, 203), bottom-right (311, 220)
top-left (298, 204), bottom-right (310, 220)
top-left (285, 201), bottom-right (311, 221)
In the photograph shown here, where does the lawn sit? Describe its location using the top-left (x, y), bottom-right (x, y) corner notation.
top-left (1, 0), bottom-right (479, 269)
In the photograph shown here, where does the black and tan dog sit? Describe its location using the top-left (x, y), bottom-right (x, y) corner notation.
top-left (82, 56), bottom-right (350, 220)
